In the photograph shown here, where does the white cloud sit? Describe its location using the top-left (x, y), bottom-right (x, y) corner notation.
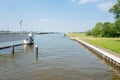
top-left (40, 18), bottom-right (49, 22)
top-left (79, 0), bottom-right (98, 4)
top-left (71, 0), bottom-right (76, 2)
top-left (71, 0), bottom-right (98, 4)
top-left (97, 2), bottom-right (114, 12)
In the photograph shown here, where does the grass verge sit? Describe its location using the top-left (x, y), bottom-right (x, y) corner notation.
top-left (67, 33), bottom-right (120, 54)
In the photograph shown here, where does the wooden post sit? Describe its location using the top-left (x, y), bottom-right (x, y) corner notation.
top-left (35, 44), bottom-right (38, 60)
top-left (12, 44), bottom-right (15, 53)
top-left (11, 44), bottom-right (15, 58)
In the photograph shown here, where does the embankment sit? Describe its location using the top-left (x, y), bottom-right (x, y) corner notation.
top-left (69, 37), bottom-right (120, 70)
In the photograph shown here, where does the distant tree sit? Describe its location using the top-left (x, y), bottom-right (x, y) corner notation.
top-left (109, 0), bottom-right (120, 19)
top-left (102, 22), bottom-right (114, 37)
top-left (86, 30), bottom-right (92, 36)
top-left (114, 19), bottom-right (120, 36)
top-left (92, 22), bottom-right (103, 37)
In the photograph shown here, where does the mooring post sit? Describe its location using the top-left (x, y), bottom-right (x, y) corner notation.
top-left (35, 44), bottom-right (38, 60)
top-left (11, 44), bottom-right (15, 58)
top-left (12, 44), bottom-right (15, 53)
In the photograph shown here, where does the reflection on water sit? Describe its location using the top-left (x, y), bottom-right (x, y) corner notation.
top-left (0, 34), bottom-right (120, 80)
top-left (23, 45), bottom-right (34, 53)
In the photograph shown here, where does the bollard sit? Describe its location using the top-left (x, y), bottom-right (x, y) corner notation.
top-left (12, 44), bottom-right (15, 53)
top-left (11, 44), bottom-right (15, 58)
top-left (35, 44), bottom-right (38, 60)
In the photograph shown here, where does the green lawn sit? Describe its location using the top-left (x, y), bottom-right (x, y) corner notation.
top-left (67, 33), bottom-right (120, 54)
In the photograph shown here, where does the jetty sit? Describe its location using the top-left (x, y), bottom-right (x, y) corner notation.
top-left (0, 33), bottom-right (34, 50)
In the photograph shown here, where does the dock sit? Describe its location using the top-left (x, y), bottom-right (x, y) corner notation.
top-left (0, 33), bottom-right (33, 50)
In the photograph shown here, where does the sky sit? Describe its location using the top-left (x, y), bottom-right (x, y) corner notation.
top-left (0, 0), bottom-right (116, 32)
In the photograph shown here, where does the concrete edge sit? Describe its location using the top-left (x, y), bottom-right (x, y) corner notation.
top-left (70, 37), bottom-right (120, 64)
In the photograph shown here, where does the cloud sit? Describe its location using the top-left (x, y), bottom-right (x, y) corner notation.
top-left (40, 18), bottom-right (49, 22)
top-left (97, 2), bottom-right (114, 12)
top-left (71, 0), bottom-right (76, 2)
top-left (79, 0), bottom-right (98, 4)
top-left (71, 0), bottom-right (98, 4)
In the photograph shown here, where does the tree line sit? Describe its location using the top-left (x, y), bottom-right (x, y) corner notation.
top-left (86, 0), bottom-right (120, 37)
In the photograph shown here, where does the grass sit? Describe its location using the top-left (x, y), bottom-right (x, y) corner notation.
top-left (67, 33), bottom-right (120, 54)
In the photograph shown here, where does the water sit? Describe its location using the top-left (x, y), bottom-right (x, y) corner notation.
top-left (0, 34), bottom-right (28, 42)
top-left (0, 34), bottom-right (120, 80)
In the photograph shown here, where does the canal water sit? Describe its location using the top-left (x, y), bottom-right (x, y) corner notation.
top-left (0, 34), bottom-right (120, 80)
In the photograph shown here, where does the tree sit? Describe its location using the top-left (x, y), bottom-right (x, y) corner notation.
top-left (86, 30), bottom-right (92, 36)
top-left (92, 22), bottom-right (103, 37)
top-left (109, 0), bottom-right (120, 19)
top-left (102, 22), bottom-right (114, 37)
top-left (114, 19), bottom-right (120, 36)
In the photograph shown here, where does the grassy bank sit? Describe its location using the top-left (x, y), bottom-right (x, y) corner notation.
top-left (67, 33), bottom-right (120, 54)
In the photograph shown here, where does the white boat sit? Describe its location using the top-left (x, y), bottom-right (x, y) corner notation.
top-left (24, 33), bottom-right (34, 45)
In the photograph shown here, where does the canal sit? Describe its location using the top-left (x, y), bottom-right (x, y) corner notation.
top-left (0, 34), bottom-right (120, 80)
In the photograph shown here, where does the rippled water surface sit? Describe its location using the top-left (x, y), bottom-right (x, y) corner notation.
top-left (0, 34), bottom-right (120, 80)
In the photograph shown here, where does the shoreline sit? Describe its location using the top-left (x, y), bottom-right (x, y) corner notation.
top-left (68, 36), bottom-right (120, 69)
